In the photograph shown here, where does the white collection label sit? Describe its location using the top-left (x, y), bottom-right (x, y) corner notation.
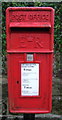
top-left (21, 63), bottom-right (39, 96)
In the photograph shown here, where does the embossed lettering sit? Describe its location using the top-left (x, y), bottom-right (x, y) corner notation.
top-left (10, 14), bottom-right (26, 22)
top-left (19, 35), bottom-right (43, 49)
top-left (10, 11), bottom-right (50, 22)
top-left (19, 36), bottom-right (26, 48)
top-left (36, 41), bottom-right (43, 48)
top-left (34, 37), bottom-right (43, 48)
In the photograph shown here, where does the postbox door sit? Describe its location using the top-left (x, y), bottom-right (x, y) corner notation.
top-left (7, 27), bottom-right (53, 113)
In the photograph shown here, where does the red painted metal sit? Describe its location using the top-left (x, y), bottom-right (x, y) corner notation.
top-left (6, 7), bottom-right (54, 113)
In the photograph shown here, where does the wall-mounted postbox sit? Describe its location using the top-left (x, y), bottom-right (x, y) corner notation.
top-left (6, 7), bottom-right (54, 113)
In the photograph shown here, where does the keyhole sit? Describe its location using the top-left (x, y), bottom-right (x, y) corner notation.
top-left (17, 81), bottom-right (19, 84)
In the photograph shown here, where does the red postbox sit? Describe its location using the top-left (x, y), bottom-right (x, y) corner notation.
top-left (6, 7), bottom-right (54, 113)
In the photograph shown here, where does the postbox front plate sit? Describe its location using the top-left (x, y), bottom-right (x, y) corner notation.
top-left (6, 7), bottom-right (54, 113)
